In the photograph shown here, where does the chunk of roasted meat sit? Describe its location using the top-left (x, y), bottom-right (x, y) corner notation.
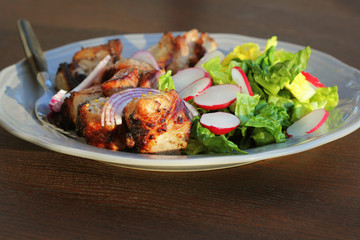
top-left (55, 39), bottom-right (123, 91)
top-left (148, 29), bottom-right (218, 73)
top-left (60, 85), bottom-right (104, 129)
top-left (77, 97), bottom-right (127, 150)
top-left (123, 90), bottom-right (192, 154)
top-left (101, 58), bottom-right (162, 96)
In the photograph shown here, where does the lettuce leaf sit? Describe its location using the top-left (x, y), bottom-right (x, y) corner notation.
top-left (245, 103), bottom-right (290, 143)
top-left (267, 95), bottom-right (294, 112)
top-left (251, 127), bottom-right (276, 146)
top-left (234, 93), bottom-right (261, 126)
top-left (290, 86), bottom-right (339, 122)
top-left (253, 46), bottom-right (311, 96)
top-left (158, 70), bottom-right (175, 91)
top-left (185, 116), bottom-right (247, 154)
top-left (222, 43), bottom-right (263, 66)
top-left (203, 57), bottom-right (234, 85)
top-left (310, 86), bottom-right (339, 111)
top-left (265, 36), bottom-right (278, 51)
top-left (273, 49), bottom-right (294, 63)
top-left (290, 100), bottom-right (318, 122)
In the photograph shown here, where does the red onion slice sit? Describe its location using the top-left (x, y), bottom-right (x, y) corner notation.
top-left (49, 89), bottom-right (67, 112)
top-left (49, 55), bottom-right (111, 112)
top-left (101, 88), bottom-right (160, 127)
top-left (70, 54), bottom-right (111, 93)
top-left (183, 101), bottom-right (199, 120)
top-left (131, 50), bottom-right (160, 70)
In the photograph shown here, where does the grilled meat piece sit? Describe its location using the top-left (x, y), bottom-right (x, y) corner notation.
top-left (60, 85), bottom-right (104, 129)
top-left (198, 32), bottom-right (218, 53)
top-left (101, 68), bottom-right (140, 97)
top-left (112, 58), bottom-right (155, 73)
top-left (148, 29), bottom-right (218, 73)
top-left (101, 59), bottom-right (162, 96)
top-left (166, 29), bottom-right (203, 73)
top-left (148, 32), bottom-right (176, 69)
top-left (123, 90), bottom-right (191, 154)
top-left (55, 39), bottom-right (123, 91)
top-left (139, 69), bottom-right (163, 89)
top-left (77, 97), bottom-right (127, 150)
top-left (55, 63), bottom-right (87, 91)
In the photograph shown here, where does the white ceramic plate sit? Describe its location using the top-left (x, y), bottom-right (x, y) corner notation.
top-left (1, 33), bottom-right (360, 171)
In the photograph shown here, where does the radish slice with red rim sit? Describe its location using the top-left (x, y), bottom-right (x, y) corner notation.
top-left (301, 71), bottom-right (326, 88)
top-left (101, 88), bottom-right (160, 126)
top-left (179, 77), bottom-right (212, 101)
top-left (200, 112), bottom-right (240, 135)
top-left (194, 84), bottom-right (241, 110)
top-left (172, 67), bottom-right (209, 92)
top-left (286, 108), bottom-right (329, 137)
top-left (131, 50), bottom-right (160, 70)
top-left (231, 66), bottom-right (253, 96)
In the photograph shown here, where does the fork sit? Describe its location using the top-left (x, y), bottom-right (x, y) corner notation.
top-left (17, 19), bottom-right (78, 138)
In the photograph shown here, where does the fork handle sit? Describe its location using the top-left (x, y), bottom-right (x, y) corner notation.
top-left (17, 18), bottom-right (49, 90)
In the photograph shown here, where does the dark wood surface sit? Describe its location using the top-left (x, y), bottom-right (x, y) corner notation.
top-left (1, 0), bottom-right (360, 239)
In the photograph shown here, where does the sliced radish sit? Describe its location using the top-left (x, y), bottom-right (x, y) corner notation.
top-left (231, 66), bottom-right (253, 96)
top-left (172, 67), bottom-right (210, 92)
top-left (302, 71), bottom-right (325, 88)
top-left (195, 50), bottom-right (225, 69)
top-left (194, 84), bottom-right (241, 110)
top-left (179, 77), bottom-right (212, 101)
top-left (131, 50), bottom-right (160, 70)
top-left (200, 112), bottom-right (240, 135)
top-left (287, 108), bottom-right (329, 137)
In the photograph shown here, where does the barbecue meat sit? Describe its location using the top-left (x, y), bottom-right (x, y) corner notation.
top-left (148, 32), bottom-right (175, 69)
top-left (55, 39), bottom-right (123, 91)
top-left (139, 69), bottom-right (163, 89)
top-left (148, 29), bottom-right (218, 74)
top-left (101, 68), bottom-right (140, 96)
top-left (123, 90), bottom-right (191, 154)
top-left (101, 59), bottom-right (162, 96)
top-left (60, 85), bottom-right (104, 129)
top-left (112, 58), bottom-right (155, 73)
top-left (77, 97), bottom-right (127, 150)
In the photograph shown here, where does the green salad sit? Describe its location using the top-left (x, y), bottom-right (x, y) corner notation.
top-left (159, 36), bottom-right (340, 155)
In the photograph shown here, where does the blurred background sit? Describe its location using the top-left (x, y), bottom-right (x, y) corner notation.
top-left (1, 0), bottom-right (359, 69)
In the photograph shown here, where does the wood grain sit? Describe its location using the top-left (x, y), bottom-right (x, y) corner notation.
top-left (0, 0), bottom-right (360, 239)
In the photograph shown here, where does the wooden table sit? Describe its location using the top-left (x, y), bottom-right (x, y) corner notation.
top-left (1, 0), bottom-right (359, 239)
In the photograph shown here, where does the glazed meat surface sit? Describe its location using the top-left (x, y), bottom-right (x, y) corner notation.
top-left (101, 58), bottom-right (162, 96)
top-left (101, 68), bottom-right (141, 96)
top-left (52, 29), bottom-right (219, 155)
top-left (148, 32), bottom-right (175, 69)
top-left (77, 97), bottom-right (127, 150)
top-left (148, 29), bottom-right (218, 74)
top-left (123, 90), bottom-right (192, 154)
top-left (60, 85), bottom-right (104, 129)
top-left (55, 39), bottom-right (123, 91)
